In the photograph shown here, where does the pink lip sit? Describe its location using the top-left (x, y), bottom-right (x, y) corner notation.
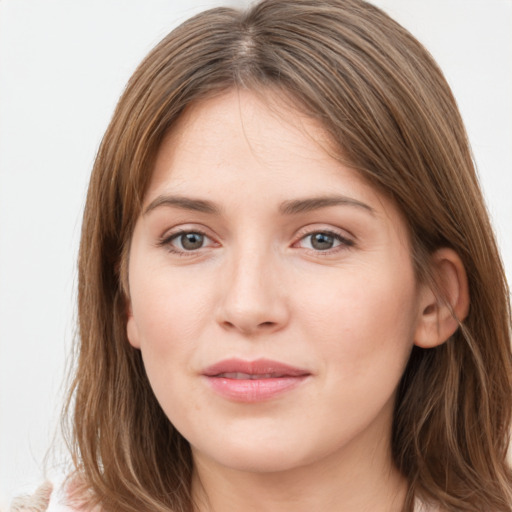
top-left (201, 358), bottom-right (311, 402)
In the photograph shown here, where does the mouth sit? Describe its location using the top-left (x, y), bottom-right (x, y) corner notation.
top-left (202, 358), bottom-right (311, 402)
top-left (214, 372), bottom-right (295, 379)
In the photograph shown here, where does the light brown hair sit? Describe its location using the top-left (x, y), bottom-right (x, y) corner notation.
top-left (65, 1), bottom-right (512, 511)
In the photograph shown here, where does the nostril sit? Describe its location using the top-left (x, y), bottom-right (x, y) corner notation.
top-left (221, 320), bottom-right (276, 333)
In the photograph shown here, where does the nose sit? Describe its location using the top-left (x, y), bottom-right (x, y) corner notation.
top-left (215, 248), bottom-right (290, 336)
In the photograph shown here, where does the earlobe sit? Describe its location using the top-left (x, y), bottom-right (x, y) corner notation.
top-left (126, 302), bottom-right (141, 349)
top-left (414, 248), bottom-right (470, 349)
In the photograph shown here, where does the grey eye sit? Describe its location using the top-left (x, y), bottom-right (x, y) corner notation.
top-left (176, 232), bottom-right (205, 250)
top-left (309, 232), bottom-right (336, 250)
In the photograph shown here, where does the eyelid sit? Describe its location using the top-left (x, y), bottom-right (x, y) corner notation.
top-left (158, 223), bottom-right (215, 242)
top-left (294, 224), bottom-right (355, 241)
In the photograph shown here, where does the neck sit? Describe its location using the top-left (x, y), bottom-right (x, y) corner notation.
top-left (191, 414), bottom-right (407, 512)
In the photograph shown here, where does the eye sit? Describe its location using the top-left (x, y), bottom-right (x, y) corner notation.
top-left (163, 230), bottom-right (216, 253)
top-left (175, 232), bottom-right (205, 250)
top-left (297, 231), bottom-right (354, 252)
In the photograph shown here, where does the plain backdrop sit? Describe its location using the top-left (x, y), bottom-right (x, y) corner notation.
top-left (0, 0), bottom-right (511, 507)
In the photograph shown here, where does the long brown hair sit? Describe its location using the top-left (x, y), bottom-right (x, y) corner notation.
top-left (66, 1), bottom-right (512, 511)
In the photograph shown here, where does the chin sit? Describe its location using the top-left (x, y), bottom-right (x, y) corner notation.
top-left (192, 433), bottom-right (327, 475)
top-left (214, 450), bottom-right (308, 474)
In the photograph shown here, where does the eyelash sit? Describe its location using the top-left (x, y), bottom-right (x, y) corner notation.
top-left (157, 228), bottom-right (355, 256)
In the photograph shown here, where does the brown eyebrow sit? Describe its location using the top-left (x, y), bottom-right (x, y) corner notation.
top-left (279, 195), bottom-right (375, 215)
top-left (144, 194), bottom-right (374, 217)
top-left (144, 195), bottom-right (221, 216)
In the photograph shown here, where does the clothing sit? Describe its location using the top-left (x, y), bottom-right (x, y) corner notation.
top-left (11, 481), bottom-right (440, 512)
top-left (45, 481), bottom-right (74, 512)
top-left (9, 481), bottom-right (79, 512)
top-left (9, 482), bottom-right (54, 512)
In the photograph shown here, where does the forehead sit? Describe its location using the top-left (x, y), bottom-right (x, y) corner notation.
top-left (147, 89), bottom-right (368, 201)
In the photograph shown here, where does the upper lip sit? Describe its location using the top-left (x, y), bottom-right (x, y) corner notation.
top-left (202, 358), bottom-right (311, 378)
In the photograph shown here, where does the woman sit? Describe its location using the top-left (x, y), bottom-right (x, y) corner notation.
top-left (13, 0), bottom-right (512, 511)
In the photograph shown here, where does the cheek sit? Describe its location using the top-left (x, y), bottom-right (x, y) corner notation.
top-left (129, 264), bottom-right (213, 349)
top-left (126, 267), bottom-right (218, 420)
top-left (127, 269), bottom-right (212, 414)
top-left (294, 269), bottom-right (417, 441)
top-left (295, 260), bottom-right (418, 380)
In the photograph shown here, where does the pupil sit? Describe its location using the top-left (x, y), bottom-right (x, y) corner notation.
top-left (181, 233), bottom-right (203, 250)
top-left (311, 233), bottom-right (334, 250)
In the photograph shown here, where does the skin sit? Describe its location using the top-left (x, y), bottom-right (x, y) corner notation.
top-left (126, 89), bottom-right (462, 512)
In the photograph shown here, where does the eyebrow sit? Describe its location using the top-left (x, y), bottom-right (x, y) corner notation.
top-left (143, 194), bottom-right (375, 217)
top-left (144, 195), bottom-right (221, 216)
top-left (279, 195), bottom-right (375, 215)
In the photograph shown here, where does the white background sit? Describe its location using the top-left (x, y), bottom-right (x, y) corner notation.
top-left (0, 0), bottom-right (511, 507)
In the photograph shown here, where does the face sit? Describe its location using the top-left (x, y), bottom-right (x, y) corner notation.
top-left (126, 89), bottom-right (425, 476)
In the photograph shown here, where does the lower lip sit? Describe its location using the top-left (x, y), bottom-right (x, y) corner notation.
top-left (204, 376), bottom-right (308, 402)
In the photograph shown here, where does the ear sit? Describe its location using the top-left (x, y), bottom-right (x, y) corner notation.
top-left (414, 248), bottom-right (470, 349)
top-left (126, 300), bottom-right (141, 349)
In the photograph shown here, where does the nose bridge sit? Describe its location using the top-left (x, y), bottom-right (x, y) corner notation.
top-left (217, 236), bottom-right (288, 334)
